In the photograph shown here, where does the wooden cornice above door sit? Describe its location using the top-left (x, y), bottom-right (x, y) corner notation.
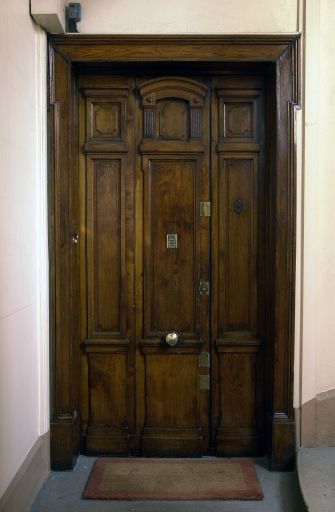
top-left (49, 33), bottom-right (300, 62)
top-left (48, 34), bottom-right (301, 472)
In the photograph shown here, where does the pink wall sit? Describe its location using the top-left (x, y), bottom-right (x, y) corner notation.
top-left (0, 1), bottom-right (48, 498)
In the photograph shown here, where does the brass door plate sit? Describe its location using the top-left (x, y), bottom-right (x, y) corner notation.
top-left (199, 352), bottom-right (210, 367)
top-left (167, 233), bottom-right (178, 249)
top-left (199, 375), bottom-right (210, 390)
top-left (200, 201), bottom-right (211, 217)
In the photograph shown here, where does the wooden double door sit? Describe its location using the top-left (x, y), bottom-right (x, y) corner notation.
top-left (79, 74), bottom-right (265, 457)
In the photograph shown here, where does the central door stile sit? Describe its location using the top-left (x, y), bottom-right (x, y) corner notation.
top-left (134, 77), bottom-right (211, 456)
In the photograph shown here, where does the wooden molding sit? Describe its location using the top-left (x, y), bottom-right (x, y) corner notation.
top-left (271, 414), bottom-right (296, 471)
top-left (49, 34), bottom-right (300, 63)
top-left (50, 413), bottom-right (80, 470)
top-left (48, 34), bottom-right (301, 471)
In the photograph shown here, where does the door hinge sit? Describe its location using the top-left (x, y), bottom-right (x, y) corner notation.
top-left (200, 201), bottom-right (211, 217)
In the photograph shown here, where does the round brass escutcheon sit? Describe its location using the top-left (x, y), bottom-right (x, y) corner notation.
top-left (165, 332), bottom-right (180, 347)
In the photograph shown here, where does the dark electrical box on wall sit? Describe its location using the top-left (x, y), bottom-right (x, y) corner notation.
top-left (67, 3), bottom-right (81, 33)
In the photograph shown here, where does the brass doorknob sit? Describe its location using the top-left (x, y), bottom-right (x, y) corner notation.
top-left (165, 332), bottom-right (180, 347)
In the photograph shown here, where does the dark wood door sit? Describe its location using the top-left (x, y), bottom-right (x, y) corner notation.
top-left (78, 74), bottom-right (265, 457)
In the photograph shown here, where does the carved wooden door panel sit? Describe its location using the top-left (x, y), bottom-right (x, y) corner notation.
top-left (78, 77), bottom-right (136, 455)
top-left (135, 78), bottom-right (211, 456)
top-left (211, 76), bottom-right (266, 455)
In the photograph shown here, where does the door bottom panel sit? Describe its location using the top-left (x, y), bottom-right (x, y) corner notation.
top-left (141, 428), bottom-right (205, 457)
top-left (84, 430), bottom-right (130, 456)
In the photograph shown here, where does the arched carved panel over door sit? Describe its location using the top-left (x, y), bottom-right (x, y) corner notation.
top-left (139, 77), bottom-right (207, 143)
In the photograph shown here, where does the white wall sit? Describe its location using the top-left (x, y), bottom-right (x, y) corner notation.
top-left (299, 0), bottom-right (335, 412)
top-left (77, 0), bottom-right (299, 34)
top-left (0, 1), bottom-right (48, 499)
top-left (317, 0), bottom-right (335, 396)
top-left (299, 0), bottom-right (320, 410)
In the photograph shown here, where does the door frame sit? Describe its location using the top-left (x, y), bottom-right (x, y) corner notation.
top-left (48, 34), bottom-right (301, 471)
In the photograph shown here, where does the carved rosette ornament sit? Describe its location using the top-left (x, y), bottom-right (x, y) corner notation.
top-left (233, 198), bottom-right (245, 214)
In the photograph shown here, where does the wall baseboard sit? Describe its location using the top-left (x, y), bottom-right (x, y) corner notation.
top-left (300, 388), bottom-right (335, 447)
top-left (315, 389), bottom-right (335, 445)
top-left (0, 432), bottom-right (49, 512)
top-left (300, 397), bottom-right (316, 447)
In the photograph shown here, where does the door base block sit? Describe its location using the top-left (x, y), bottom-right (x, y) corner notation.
top-left (270, 414), bottom-right (296, 471)
top-left (50, 412), bottom-right (80, 470)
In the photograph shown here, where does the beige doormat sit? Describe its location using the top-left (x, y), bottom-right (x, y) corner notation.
top-left (83, 458), bottom-right (263, 501)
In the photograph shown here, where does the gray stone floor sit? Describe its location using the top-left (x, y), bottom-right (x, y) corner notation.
top-left (30, 456), bottom-right (306, 512)
top-left (298, 446), bottom-right (335, 512)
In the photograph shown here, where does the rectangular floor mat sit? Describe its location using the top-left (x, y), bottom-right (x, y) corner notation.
top-left (83, 458), bottom-right (264, 501)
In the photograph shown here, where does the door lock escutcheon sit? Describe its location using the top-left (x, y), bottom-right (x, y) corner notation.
top-left (71, 233), bottom-right (79, 245)
top-left (199, 281), bottom-right (210, 295)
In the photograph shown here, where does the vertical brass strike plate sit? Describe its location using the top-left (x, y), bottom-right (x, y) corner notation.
top-left (199, 352), bottom-right (210, 367)
top-left (200, 202), bottom-right (211, 217)
top-left (199, 375), bottom-right (210, 390)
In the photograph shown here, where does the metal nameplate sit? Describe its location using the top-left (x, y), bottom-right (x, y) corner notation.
top-left (167, 233), bottom-right (178, 249)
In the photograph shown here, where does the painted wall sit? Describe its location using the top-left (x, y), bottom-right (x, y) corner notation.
top-left (317, 0), bottom-right (335, 396)
top-left (300, 0), bottom-right (319, 412)
top-left (298, 0), bottom-right (335, 445)
top-left (0, 0), bottom-right (48, 499)
top-left (77, 0), bottom-right (299, 34)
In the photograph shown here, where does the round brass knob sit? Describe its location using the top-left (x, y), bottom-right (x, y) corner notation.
top-left (165, 332), bottom-right (180, 347)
